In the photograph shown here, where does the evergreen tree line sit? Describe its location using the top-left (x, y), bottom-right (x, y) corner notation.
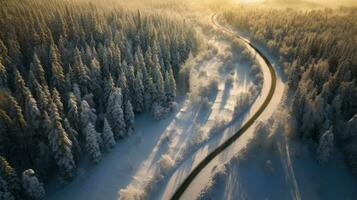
top-left (0, 0), bottom-right (198, 198)
top-left (223, 7), bottom-right (357, 171)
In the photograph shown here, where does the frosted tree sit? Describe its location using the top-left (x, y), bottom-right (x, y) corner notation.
top-left (317, 129), bottom-right (334, 164)
top-left (117, 62), bottom-right (130, 102)
top-left (133, 70), bottom-right (145, 112)
top-left (30, 54), bottom-right (46, 85)
top-left (0, 156), bottom-right (20, 197)
top-left (106, 87), bottom-right (126, 138)
top-left (63, 118), bottom-right (82, 162)
top-left (151, 55), bottom-right (166, 104)
top-left (143, 69), bottom-right (155, 111)
top-left (33, 80), bottom-right (49, 112)
top-left (48, 101), bottom-right (75, 180)
top-left (0, 176), bottom-right (15, 200)
top-left (124, 101), bottom-right (135, 135)
top-left (67, 92), bottom-right (79, 130)
top-left (88, 58), bottom-right (102, 94)
top-left (72, 48), bottom-right (90, 94)
top-left (164, 65), bottom-right (176, 104)
top-left (80, 100), bottom-right (100, 145)
top-left (103, 75), bottom-right (114, 107)
top-left (80, 100), bottom-right (97, 128)
top-left (22, 169), bottom-right (45, 200)
top-left (0, 61), bottom-right (7, 89)
top-left (102, 118), bottom-right (116, 151)
top-left (14, 70), bottom-right (41, 129)
top-left (85, 122), bottom-right (101, 163)
top-left (52, 89), bottom-right (64, 116)
top-left (73, 83), bottom-right (81, 104)
top-left (50, 44), bottom-right (65, 94)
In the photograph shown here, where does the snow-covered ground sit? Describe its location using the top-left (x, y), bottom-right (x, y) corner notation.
top-left (198, 110), bottom-right (357, 200)
top-left (46, 14), bottom-right (260, 200)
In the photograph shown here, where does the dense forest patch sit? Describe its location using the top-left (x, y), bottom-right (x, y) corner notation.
top-left (0, 0), bottom-right (198, 198)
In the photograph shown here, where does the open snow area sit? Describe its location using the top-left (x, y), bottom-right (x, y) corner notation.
top-left (198, 110), bottom-right (357, 200)
top-left (46, 14), bottom-right (260, 200)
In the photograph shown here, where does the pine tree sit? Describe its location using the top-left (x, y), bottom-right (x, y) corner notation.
top-left (0, 176), bottom-right (15, 200)
top-left (14, 70), bottom-right (41, 129)
top-left (0, 38), bottom-right (9, 64)
top-left (133, 70), bottom-right (145, 113)
top-left (80, 100), bottom-right (101, 145)
top-left (151, 54), bottom-right (166, 104)
top-left (164, 65), bottom-right (176, 104)
top-left (317, 128), bottom-right (334, 164)
top-left (124, 100), bottom-right (135, 135)
top-left (103, 75), bottom-right (114, 108)
top-left (106, 87), bottom-right (126, 138)
top-left (52, 89), bottom-right (64, 117)
top-left (102, 118), bottom-right (116, 151)
top-left (73, 48), bottom-right (90, 94)
top-left (73, 83), bottom-right (81, 103)
top-left (80, 100), bottom-right (97, 129)
top-left (63, 118), bottom-right (82, 162)
top-left (85, 122), bottom-right (101, 163)
top-left (117, 70), bottom-right (130, 103)
top-left (0, 156), bottom-right (20, 198)
top-left (50, 44), bottom-right (65, 94)
top-left (48, 101), bottom-right (75, 180)
top-left (88, 58), bottom-right (101, 94)
top-left (33, 80), bottom-right (49, 112)
top-left (30, 54), bottom-right (46, 85)
top-left (22, 169), bottom-right (45, 200)
top-left (67, 92), bottom-right (79, 130)
top-left (0, 61), bottom-right (7, 89)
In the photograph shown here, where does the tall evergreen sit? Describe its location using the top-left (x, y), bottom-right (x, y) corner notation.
top-left (48, 101), bottom-right (75, 181)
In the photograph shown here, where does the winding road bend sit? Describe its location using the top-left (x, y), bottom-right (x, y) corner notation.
top-left (169, 13), bottom-right (278, 200)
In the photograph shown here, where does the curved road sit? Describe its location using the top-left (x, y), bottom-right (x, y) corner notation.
top-left (170, 13), bottom-right (278, 200)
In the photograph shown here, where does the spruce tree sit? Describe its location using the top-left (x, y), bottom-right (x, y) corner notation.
top-left (0, 61), bottom-right (7, 89)
top-left (14, 70), bottom-right (41, 129)
top-left (85, 122), bottom-right (101, 163)
top-left (124, 100), bottom-right (135, 135)
top-left (48, 101), bottom-right (75, 181)
top-left (0, 156), bottom-right (20, 198)
top-left (30, 54), bottom-right (46, 85)
top-left (50, 44), bottom-right (65, 94)
top-left (22, 169), bottom-right (45, 200)
top-left (164, 65), bottom-right (176, 104)
top-left (106, 87), bottom-right (126, 138)
top-left (102, 118), bottom-right (116, 151)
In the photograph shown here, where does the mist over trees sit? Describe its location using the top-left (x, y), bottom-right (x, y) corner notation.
top-left (0, 0), bottom-right (198, 197)
top-left (223, 7), bottom-right (357, 173)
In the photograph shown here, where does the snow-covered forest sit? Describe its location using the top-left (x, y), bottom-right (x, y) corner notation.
top-left (1, 0), bottom-right (357, 199)
top-left (0, 0), bottom-right (198, 198)
top-left (223, 6), bottom-right (357, 176)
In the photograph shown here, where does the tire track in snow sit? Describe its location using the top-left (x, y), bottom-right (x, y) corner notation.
top-left (170, 13), bottom-right (278, 200)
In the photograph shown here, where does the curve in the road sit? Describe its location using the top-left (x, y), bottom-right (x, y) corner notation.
top-left (170, 13), bottom-right (277, 200)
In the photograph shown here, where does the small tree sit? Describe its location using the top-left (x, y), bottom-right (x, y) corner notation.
top-left (124, 101), bottom-right (135, 135)
top-left (102, 118), bottom-right (116, 151)
top-left (85, 123), bottom-right (101, 163)
top-left (317, 129), bottom-right (334, 164)
top-left (22, 169), bottom-right (45, 200)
